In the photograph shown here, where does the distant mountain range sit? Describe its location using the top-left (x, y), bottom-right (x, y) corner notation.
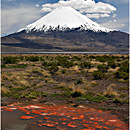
top-left (1, 7), bottom-right (129, 52)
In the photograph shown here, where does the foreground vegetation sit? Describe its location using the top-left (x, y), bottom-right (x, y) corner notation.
top-left (1, 54), bottom-right (129, 122)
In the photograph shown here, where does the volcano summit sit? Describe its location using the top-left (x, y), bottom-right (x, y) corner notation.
top-left (19, 7), bottom-right (113, 33)
top-left (1, 7), bottom-right (129, 52)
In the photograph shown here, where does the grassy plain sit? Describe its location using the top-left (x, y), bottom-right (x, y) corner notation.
top-left (1, 54), bottom-right (129, 123)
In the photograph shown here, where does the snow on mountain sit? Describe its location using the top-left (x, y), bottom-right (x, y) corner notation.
top-left (18, 6), bottom-right (115, 33)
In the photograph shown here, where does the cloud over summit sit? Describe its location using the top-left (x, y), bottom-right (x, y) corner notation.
top-left (41, 0), bottom-right (116, 19)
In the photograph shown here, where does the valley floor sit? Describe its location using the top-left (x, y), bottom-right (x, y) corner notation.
top-left (1, 54), bottom-right (129, 125)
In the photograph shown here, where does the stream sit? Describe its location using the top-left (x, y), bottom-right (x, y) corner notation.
top-left (1, 104), bottom-right (128, 130)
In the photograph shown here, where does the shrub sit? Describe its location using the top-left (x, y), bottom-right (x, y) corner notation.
top-left (120, 93), bottom-right (127, 98)
top-left (48, 65), bottom-right (59, 74)
top-left (10, 86), bottom-right (29, 91)
top-left (115, 60), bottom-right (129, 80)
top-left (118, 87), bottom-right (129, 91)
top-left (90, 81), bottom-right (98, 87)
top-left (60, 92), bottom-right (71, 97)
top-left (21, 90), bottom-right (47, 99)
top-left (92, 70), bottom-right (105, 80)
top-left (7, 64), bottom-right (28, 68)
top-left (119, 60), bottom-right (129, 73)
top-left (79, 62), bottom-right (92, 69)
top-left (109, 83), bottom-right (117, 88)
top-left (113, 98), bottom-right (122, 103)
top-left (2, 56), bottom-right (18, 64)
top-left (96, 56), bottom-right (106, 62)
top-left (75, 78), bottom-right (84, 85)
top-left (59, 61), bottom-right (74, 68)
top-left (115, 71), bottom-right (129, 80)
top-left (79, 93), bottom-right (107, 103)
top-left (71, 91), bottom-right (82, 98)
top-left (42, 62), bottom-right (57, 67)
top-left (108, 60), bottom-right (117, 69)
top-left (25, 56), bottom-right (39, 62)
top-left (89, 55), bottom-right (96, 59)
top-left (96, 55), bottom-right (117, 63)
top-left (39, 57), bottom-right (45, 61)
top-left (58, 97), bottom-right (68, 101)
top-left (19, 56), bottom-right (24, 61)
top-left (50, 94), bottom-right (60, 97)
top-left (116, 58), bottom-right (121, 62)
top-left (57, 82), bottom-right (66, 87)
top-left (17, 64), bottom-right (28, 68)
top-left (26, 94), bottom-right (37, 99)
top-left (86, 95), bottom-right (107, 102)
top-left (98, 107), bottom-right (105, 110)
top-left (72, 56), bottom-right (81, 61)
top-left (61, 69), bottom-right (66, 74)
top-left (56, 56), bottom-right (74, 68)
top-left (12, 92), bottom-right (22, 99)
top-left (42, 61), bottom-right (48, 67)
top-left (97, 64), bottom-right (109, 72)
top-left (1, 87), bottom-right (11, 97)
top-left (103, 86), bottom-right (118, 98)
top-left (1, 64), bottom-right (6, 68)
top-left (54, 83), bottom-right (71, 92)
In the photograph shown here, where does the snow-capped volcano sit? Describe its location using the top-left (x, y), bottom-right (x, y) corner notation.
top-left (19, 6), bottom-right (114, 33)
top-left (2, 6), bottom-right (128, 53)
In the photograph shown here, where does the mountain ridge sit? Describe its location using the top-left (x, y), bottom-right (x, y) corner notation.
top-left (1, 6), bottom-right (129, 52)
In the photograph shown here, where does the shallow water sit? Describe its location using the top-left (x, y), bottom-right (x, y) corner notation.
top-left (2, 110), bottom-right (56, 130)
top-left (1, 105), bottom-right (128, 130)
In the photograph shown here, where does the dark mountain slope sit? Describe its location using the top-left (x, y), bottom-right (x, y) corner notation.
top-left (1, 29), bottom-right (129, 52)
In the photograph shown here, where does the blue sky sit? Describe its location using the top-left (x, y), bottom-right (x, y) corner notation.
top-left (1, 0), bottom-right (129, 36)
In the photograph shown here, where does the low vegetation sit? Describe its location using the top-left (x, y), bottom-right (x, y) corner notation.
top-left (1, 54), bottom-right (129, 107)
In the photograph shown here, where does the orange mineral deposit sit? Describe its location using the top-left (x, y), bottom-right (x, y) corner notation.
top-left (79, 115), bottom-right (84, 119)
top-left (44, 116), bottom-right (50, 120)
top-left (59, 118), bottom-right (67, 121)
top-left (20, 116), bottom-right (35, 120)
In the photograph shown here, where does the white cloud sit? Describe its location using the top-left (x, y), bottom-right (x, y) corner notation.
top-left (112, 14), bottom-right (117, 18)
top-left (35, 4), bottom-right (40, 7)
top-left (1, 6), bottom-right (42, 36)
top-left (86, 13), bottom-right (110, 19)
top-left (100, 19), bottom-right (128, 30)
top-left (113, 19), bottom-right (117, 22)
top-left (41, 0), bottom-right (116, 18)
top-left (109, 20), bottom-right (112, 23)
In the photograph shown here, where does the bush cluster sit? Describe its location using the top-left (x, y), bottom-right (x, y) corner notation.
top-left (92, 70), bottom-right (105, 80)
top-left (2, 56), bottom-right (18, 64)
top-left (97, 64), bottom-right (109, 72)
top-left (96, 55), bottom-right (117, 62)
top-left (48, 65), bottom-right (59, 74)
top-left (42, 56), bottom-right (74, 69)
top-left (57, 57), bottom-right (74, 68)
top-left (7, 64), bottom-right (28, 68)
top-left (79, 62), bottom-right (92, 69)
top-left (42, 61), bottom-right (57, 67)
top-left (108, 60), bottom-right (117, 69)
top-left (115, 60), bottom-right (129, 80)
top-left (72, 56), bottom-right (81, 61)
top-left (71, 91), bottom-right (82, 98)
top-left (25, 56), bottom-right (40, 62)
